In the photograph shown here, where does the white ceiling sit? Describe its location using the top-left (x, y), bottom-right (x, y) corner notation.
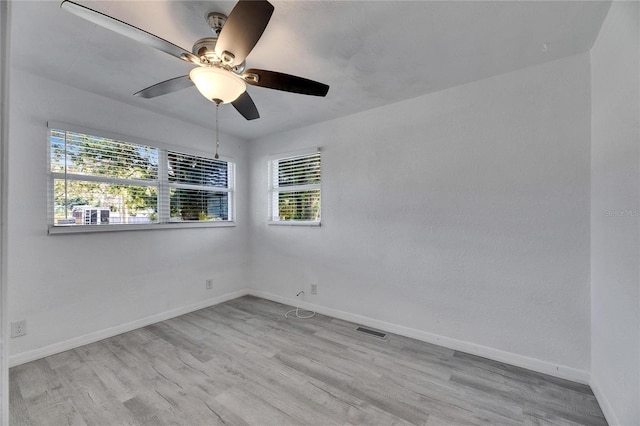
top-left (10, 1), bottom-right (610, 140)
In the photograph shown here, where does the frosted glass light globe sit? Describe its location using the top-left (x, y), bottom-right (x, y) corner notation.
top-left (189, 66), bottom-right (246, 104)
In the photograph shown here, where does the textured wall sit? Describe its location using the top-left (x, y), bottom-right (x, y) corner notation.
top-left (1, 1), bottom-right (10, 423)
top-left (249, 54), bottom-right (592, 372)
top-left (7, 71), bottom-right (251, 358)
top-left (590, 2), bottom-right (640, 425)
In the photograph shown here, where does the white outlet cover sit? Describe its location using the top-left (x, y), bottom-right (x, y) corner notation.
top-left (11, 320), bottom-right (27, 338)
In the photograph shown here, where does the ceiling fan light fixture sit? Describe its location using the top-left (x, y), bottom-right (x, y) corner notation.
top-left (189, 66), bottom-right (246, 104)
top-left (61, 0), bottom-right (328, 120)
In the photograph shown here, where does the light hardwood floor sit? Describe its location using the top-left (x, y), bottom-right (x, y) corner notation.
top-left (10, 296), bottom-right (607, 425)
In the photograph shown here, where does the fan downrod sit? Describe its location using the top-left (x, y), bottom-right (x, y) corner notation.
top-left (206, 12), bottom-right (227, 36)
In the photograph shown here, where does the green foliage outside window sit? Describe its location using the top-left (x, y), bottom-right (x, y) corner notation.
top-left (51, 130), bottom-right (158, 224)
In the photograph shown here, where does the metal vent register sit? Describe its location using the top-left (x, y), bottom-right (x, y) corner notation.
top-left (355, 326), bottom-right (388, 339)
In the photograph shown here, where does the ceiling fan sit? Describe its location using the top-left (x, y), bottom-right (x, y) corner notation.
top-left (60, 0), bottom-right (330, 121)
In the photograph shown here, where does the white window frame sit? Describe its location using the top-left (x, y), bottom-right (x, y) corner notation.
top-left (47, 122), bottom-right (235, 234)
top-left (268, 148), bottom-right (321, 226)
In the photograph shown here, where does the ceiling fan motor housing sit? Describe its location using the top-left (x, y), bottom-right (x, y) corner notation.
top-left (193, 14), bottom-right (246, 74)
top-left (192, 37), bottom-right (221, 64)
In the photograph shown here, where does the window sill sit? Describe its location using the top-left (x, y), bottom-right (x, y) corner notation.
top-left (267, 220), bottom-right (321, 227)
top-left (48, 221), bottom-right (236, 235)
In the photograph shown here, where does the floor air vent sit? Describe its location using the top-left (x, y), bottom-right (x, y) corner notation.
top-left (355, 326), bottom-right (388, 339)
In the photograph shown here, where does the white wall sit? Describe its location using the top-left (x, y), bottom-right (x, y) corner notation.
top-left (249, 54), bottom-right (592, 378)
top-left (590, 2), bottom-right (640, 425)
top-left (1, 0), bottom-right (11, 423)
top-left (7, 70), bottom-right (251, 363)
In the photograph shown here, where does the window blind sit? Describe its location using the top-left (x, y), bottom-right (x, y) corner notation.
top-left (49, 127), bottom-right (234, 229)
top-left (269, 150), bottom-right (321, 223)
top-left (167, 150), bottom-right (232, 222)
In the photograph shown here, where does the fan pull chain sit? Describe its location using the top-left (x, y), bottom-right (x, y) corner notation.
top-left (214, 102), bottom-right (220, 159)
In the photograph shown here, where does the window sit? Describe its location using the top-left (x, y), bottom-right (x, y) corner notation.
top-left (167, 151), bottom-right (231, 222)
top-left (268, 149), bottom-right (321, 224)
top-left (49, 125), bottom-right (234, 232)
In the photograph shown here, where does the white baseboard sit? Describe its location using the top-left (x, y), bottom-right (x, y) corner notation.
top-left (590, 375), bottom-right (620, 426)
top-left (8, 289), bottom-right (249, 367)
top-left (10, 289), bottom-right (591, 386)
top-left (249, 289), bottom-right (591, 385)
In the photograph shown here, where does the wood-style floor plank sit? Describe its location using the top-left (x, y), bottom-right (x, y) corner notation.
top-left (10, 296), bottom-right (607, 425)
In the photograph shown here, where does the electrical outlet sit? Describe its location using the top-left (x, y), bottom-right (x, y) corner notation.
top-left (206, 279), bottom-right (214, 290)
top-left (11, 320), bottom-right (27, 338)
top-left (311, 283), bottom-right (318, 295)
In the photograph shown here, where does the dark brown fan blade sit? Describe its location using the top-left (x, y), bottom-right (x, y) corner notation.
top-left (134, 75), bottom-right (193, 98)
top-left (60, 0), bottom-right (199, 64)
top-left (243, 69), bottom-right (329, 96)
top-left (214, 0), bottom-right (274, 67)
top-left (232, 91), bottom-right (260, 120)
